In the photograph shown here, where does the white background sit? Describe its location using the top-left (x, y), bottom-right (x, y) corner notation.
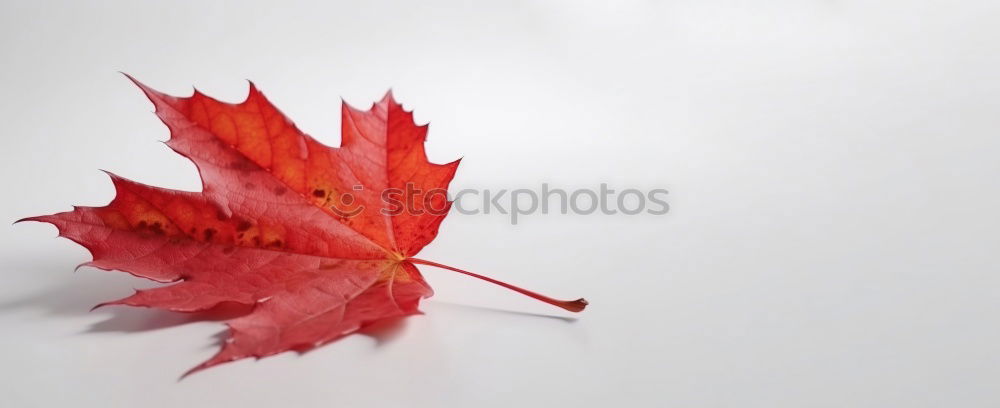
top-left (2, 1), bottom-right (998, 407)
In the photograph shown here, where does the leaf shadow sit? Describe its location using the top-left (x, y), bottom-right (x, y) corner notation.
top-left (88, 302), bottom-right (252, 334)
top-left (428, 300), bottom-right (579, 323)
top-left (0, 259), bottom-right (251, 334)
top-left (0, 259), bottom-right (419, 353)
top-left (1, 258), bottom-right (578, 351)
top-left (0, 263), bottom-right (127, 317)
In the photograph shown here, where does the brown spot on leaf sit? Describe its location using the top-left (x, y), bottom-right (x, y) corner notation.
top-left (312, 189), bottom-right (325, 197)
top-left (203, 228), bottom-right (217, 241)
top-left (236, 220), bottom-right (253, 231)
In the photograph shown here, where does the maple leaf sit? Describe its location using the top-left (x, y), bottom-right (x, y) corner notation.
top-left (19, 76), bottom-right (587, 375)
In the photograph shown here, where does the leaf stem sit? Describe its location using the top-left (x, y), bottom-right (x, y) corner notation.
top-left (407, 258), bottom-right (588, 313)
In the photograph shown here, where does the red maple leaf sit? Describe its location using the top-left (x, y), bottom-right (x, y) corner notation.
top-left (19, 77), bottom-right (587, 375)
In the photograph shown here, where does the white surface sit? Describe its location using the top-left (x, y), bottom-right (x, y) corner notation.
top-left (2, 1), bottom-right (999, 407)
